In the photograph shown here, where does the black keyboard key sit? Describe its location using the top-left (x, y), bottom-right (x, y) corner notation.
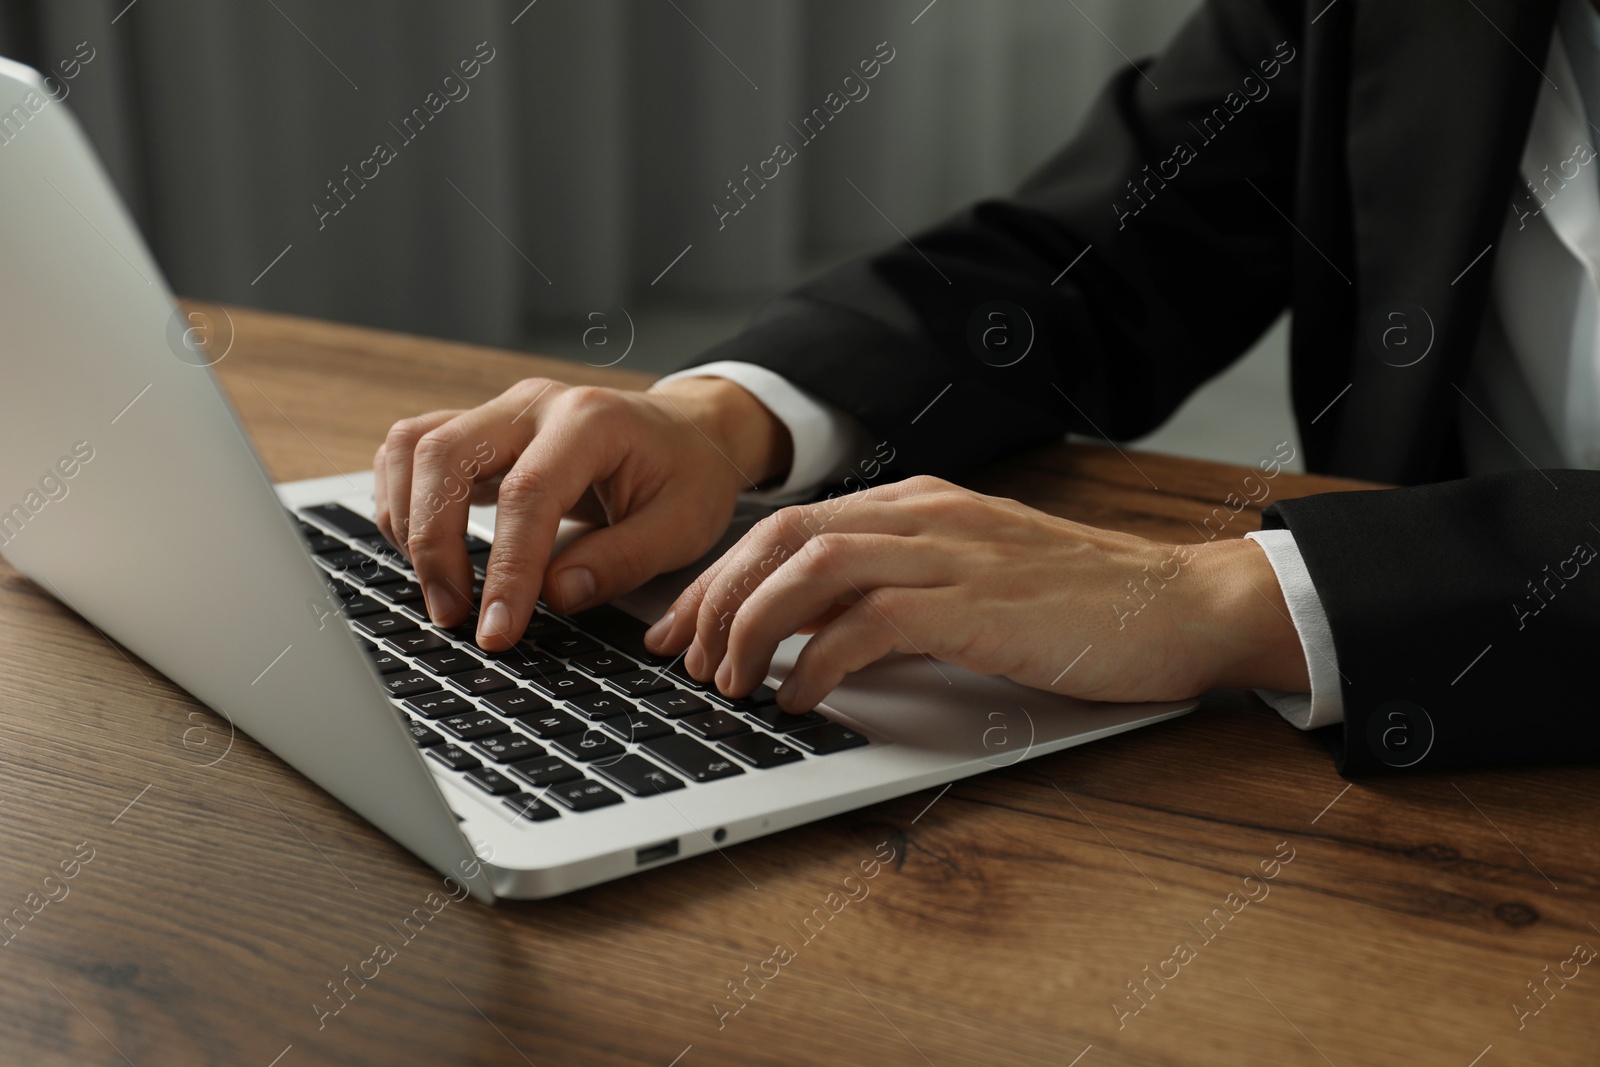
top-left (741, 705), bottom-right (828, 733)
top-left (549, 730), bottom-right (627, 763)
top-left (664, 656), bottom-right (709, 690)
top-left (370, 580), bottom-right (426, 605)
top-left (679, 709), bottom-right (753, 741)
top-left (608, 669), bottom-right (674, 698)
top-left (403, 692), bottom-right (473, 719)
top-left (405, 721), bottom-right (445, 747)
top-left (568, 691), bottom-right (633, 721)
top-left (527, 671), bottom-right (599, 700)
top-left (516, 708), bottom-right (585, 739)
top-left (305, 533), bottom-right (345, 555)
top-left (351, 612), bottom-right (418, 639)
top-left (546, 778), bottom-right (624, 812)
top-left (463, 533), bottom-right (491, 554)
top-left (441, 617), bottom-right (483, 643)
top-left (473, 733), bottom-right (545, 763)
top-left (448, 668), bottom-right (519, 696)
top-left (328, 578), bottom-right (364, 603)
top-left (425, 744), bottom-right (481, 772)
top-left (592, 754), bottom-right (685, 796)
top-left (382, 671), bottom-right (441, 698)
top-left (302, 503), bottom-right (380, 538)
top-left (416, 648), bottom-right (485, 676)
top-left (480, 689), bottom-right (553, 718)
top-left (786, 721), bottom-right (870, 754)
top-left (317, 548), bottom-right (373, 573)
top-left (383, 631), bottom-right (449, 657)
top-left (719, 732), bottom-right (805, 769)
top-left (502, 792), bottom-right (561, 822)
top-left (340, 595), bottom-right (388, 618)
top-left (436, 712), bottom-right (510, 741)
top-left (641, 690), bottom-right (712, 719)
top-left (358, 535), bottom-right (409, 564)
top-left (464, 767), bottom-right (520, 795)
top-left (706, 683), bottom-right (780, 711)
top-left (640, 734), bottom-right (746, 783)
top-left (487, 645), bottom-right (564, 680)
top-left (569, 650), bottom-right (635, 677)
top-left (336, 554), bottom-right (395, 585)
top-left (569, 604), bottom-right (664, 663)
top-left (469, 548), bottom-right (491, 577)
top-left (535, 632), bottom-right (602, 658)
top-left (508, 755), bottom-right (583, 787)
top-left (356, 564), bottom-right (407, 586)
top-left (520, 614), bottom-right (573, 640)
top-left (366, 646), bottom-right (410, 675)
top-left (598, 711), bottom-right (675, 743)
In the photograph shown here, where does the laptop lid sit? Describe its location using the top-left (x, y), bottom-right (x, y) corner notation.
top-left (0, 57), bottom-right (495, 902)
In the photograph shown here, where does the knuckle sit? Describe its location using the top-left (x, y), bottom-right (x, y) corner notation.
top-left (483, 553), bottom-right (537, 591)
top-left (413, 427), bottom-right (462, 465)
top-left (384, 418), bottom-right (428, 453)
top-left (768, 505), bottom-right (817, 540)
top-left (904, 474), bottom-right (948, 494)
top-left (509, 377), bottom-right (557, 405)
top-left (862, 587), bottom-right (903, 619)
top-left (699, 577), bottom-right (738, 627)
top-left (405, 521), bottom-right (455, 557)
top-left (497, 465), bottom-right (553, 507)
top-left (555, 384), bottom-right (611, 417)
top-left (797, 533), bottom-right (845, 575)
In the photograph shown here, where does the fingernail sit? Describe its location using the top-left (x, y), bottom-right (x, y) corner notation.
top-left (715, 657), bottom-right (734, 694)
top-left (645, 610), bottom-right (675, 649)
top-left (552, 567), bottom-right (596, 611)
top-left (685, 639), bottom-right (705, 679)
top-left (424, 582), bottom-right (460, 622)
top-left (479, 600), bottom-right (512, 644)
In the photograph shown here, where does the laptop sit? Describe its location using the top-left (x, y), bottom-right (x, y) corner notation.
top-left (0, 57), bottom-right (1196, 901)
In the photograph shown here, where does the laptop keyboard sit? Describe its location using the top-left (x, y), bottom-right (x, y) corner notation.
top-left (293, 503), bottom-right (869, 825)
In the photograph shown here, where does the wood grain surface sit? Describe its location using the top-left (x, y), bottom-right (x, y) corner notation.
top-left (0, 303), bottom-right (1595, 1066)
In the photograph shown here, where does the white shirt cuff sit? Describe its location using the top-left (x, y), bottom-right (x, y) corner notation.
top-left (1242, 528), bottom-right (1345, 729)
top-left (653, 360), bottom-right (871, 504)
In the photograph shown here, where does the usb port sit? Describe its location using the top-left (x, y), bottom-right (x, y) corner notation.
top-left (635, 839), bottom-right (679, 866)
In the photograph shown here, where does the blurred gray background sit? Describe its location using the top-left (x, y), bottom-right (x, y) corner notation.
top-left (0, 0), bottom-right (1297, 471)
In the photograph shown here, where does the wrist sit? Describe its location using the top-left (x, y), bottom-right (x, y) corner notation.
top-left (1182, 537), bottom-right (1311, 693)
top-left (652, 375), bottom-right (794, 487)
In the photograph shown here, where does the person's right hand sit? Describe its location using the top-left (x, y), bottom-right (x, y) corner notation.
top-left (372, 375), bottom-right (792, 651)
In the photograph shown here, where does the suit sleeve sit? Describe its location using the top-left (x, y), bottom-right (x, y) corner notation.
top-left (1263, 470), bottom-right (1600, 775)
top-left (679, 0), bottom-right (1304, 482)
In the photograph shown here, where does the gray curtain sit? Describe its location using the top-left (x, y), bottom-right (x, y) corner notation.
top-left (1, 0), bottom-right (1200, 349)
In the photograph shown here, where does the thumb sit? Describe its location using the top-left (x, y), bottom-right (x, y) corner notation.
top-left (542, 496), bottom-right (726, 615)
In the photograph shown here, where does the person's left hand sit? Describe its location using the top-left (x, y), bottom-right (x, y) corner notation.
top-left (643, 476), bottom-right (1308, 712)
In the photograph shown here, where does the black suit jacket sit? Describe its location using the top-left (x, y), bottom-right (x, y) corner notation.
top-left (686, 0), bottom-right (1600, 775)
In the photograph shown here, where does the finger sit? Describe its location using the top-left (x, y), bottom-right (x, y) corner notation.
top-left (775, 589), bottom-right (928, 711)
top-left (673, 497), bottom-right (919, 679)
top-left (407, 392), bottom-right (554, 625)
top-left (718, 533), bottom-right (939, 696)
top-left (373, 441), bottom-right (392, 545)
top-left (543, 493), bottom-right (727, 615)
top-left (379, 410), bottom-right (458, 555)
top-left (477, 389), bottom-right (626, 650)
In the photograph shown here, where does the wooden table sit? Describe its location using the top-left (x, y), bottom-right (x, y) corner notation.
top-left (2, 305), bottom-right (1596, 1066)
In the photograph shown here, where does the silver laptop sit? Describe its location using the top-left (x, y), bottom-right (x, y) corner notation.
top-left (0, 57), bottom-right (1195, 901)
